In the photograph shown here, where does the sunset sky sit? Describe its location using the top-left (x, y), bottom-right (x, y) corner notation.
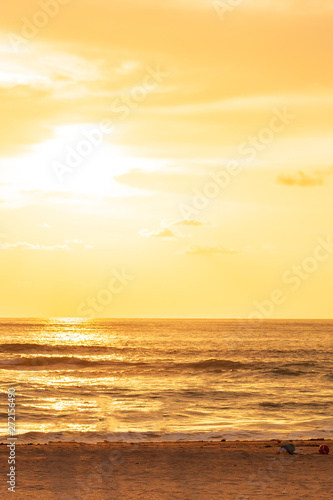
top-left (1, 0), bottom-right (333, 318)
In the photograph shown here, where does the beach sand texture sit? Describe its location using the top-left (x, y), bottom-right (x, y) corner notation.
top-left (1, 440), bottom-right (332, 499)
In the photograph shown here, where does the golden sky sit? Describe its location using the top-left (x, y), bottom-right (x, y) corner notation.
top-left (1, 0), bottom-right (333, 318)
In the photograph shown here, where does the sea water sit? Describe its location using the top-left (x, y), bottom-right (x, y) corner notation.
top-left (0, 318), bottom-right (332, 443)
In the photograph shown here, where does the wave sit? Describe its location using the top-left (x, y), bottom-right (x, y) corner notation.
top-left (0, 356), bottom-right (326, 376)
top-left (282, 362), bottom-right (317, 368)
top-left (0, 356), bottom-right (253, 371)
top-left (1, 428), bottom-right (332, 445)
top-left (259, 402), bottom-right (282, 408)
top-left (178, 359), bottom-right (251, 370)
top-left (0, 343), bottom-right (134, 354)
top-left (0, 356), bottom-right (149, 369)
top-left (270, 368), bottom-right (310, 376)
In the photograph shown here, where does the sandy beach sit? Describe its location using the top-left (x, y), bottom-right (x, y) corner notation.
top-left (1, 440), bottom-right (332, 499)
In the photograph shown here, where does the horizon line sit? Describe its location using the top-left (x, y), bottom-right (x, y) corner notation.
top-left (0, 317), bottom-right (332, 321)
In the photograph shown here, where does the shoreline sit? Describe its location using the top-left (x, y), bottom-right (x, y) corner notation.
top-left (1, 440), bottom-right (332, 499)
top-left (0, 438), bottom-right (331, 445)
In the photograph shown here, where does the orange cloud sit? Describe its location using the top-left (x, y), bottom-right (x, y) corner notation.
top-left (277, 170), bottom-right (324, 187)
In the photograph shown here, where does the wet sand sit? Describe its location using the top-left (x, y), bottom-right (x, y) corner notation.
top-left (0, 440), bottom-right (332, 499)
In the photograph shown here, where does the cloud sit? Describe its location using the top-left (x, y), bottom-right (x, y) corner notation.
top-left (0, 242), bottom-right (70, 251)
top-left (115, 168), bottom-right (207, 194)
top-left (140, 219), bottom-right (209, 239)
top-left (180, 244), bottom-right (240, 255)
top-left (252, 0), bottom-right (333, 13)
top-left (277, 170), bottom-right (324, 187)
top-left (65, 239), bottom-right (95, 249)
top-left (140, 227), bottom-right (176, 238)
top-left (171, 219), bottom-right (210, 227)
top-left (2, 1), bottom-right (333, 161)
top-left (0, 239), bottom-right (94, 251)
top-left (0, 49), bottom-right (106, 155)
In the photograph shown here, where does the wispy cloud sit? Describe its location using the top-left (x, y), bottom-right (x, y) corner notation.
top-left (0, 242), bottom-right (70, 251)
top-left (0, 240), bottom-right (94, 251)
top-left (170, 219), bottom-right (210, 227)
top-left (180, 244), bottom-right (241, 255)
top-left (140, 227), bottom-right (176, 238)
top-left (140, 218), bottom-right (209, 239)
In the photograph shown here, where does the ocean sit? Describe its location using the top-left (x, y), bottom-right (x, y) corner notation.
top-left (0, 318), bottom-right (332, 443)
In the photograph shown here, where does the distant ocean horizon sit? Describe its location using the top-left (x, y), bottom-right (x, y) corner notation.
top-left (1, 318), bottom-right (332, 443)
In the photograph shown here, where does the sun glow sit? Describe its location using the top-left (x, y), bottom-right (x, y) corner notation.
top-left (1, 0), bottom-right (332, 318)
top-left (2, 124), bottom-right (153, 199)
